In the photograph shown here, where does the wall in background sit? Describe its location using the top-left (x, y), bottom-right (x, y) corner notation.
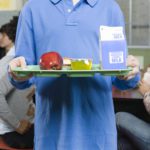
top-left (117, 0), bottom-right (150, 47)
top-left (0, 0), bottom-right (27, 27)
top-left (0, 11), bottom-right (19, 27)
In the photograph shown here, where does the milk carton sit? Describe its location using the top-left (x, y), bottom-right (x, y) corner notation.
top-left (99, 26), bottom-right (127, 70)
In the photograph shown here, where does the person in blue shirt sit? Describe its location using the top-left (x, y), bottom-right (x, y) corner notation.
top-left (8, 0), bottom-right (140, 149)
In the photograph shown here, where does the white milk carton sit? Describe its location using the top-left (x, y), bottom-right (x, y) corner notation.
top-left (99, 26), bottom-right (127, 70)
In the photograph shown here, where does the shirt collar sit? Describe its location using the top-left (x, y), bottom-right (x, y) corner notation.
top-left (50, 0), bottom-right (98, 7)
top-left (6, 45), bottom-right (15, 56)
top-left (86, 0), bottom-right (98, 7)
top-left (50, 0), bottom-right (61, 4)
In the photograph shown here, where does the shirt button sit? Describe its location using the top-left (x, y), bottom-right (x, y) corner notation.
top-left (67, 9), bottom-right (71, 13)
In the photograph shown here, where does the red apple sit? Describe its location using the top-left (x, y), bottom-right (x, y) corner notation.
top-left (39, 51), bottom-right (63, 70)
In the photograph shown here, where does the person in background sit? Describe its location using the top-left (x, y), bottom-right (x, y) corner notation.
top-left (0, 32), bottom-right (6, 59)
top-left (0, 16), bottom-right (17, 56)
top-left (116, 71), bottom-right (150, 150)
top-left (8, 0), bottom-right (140, 149)
top-left (0, 17), bottom-right (35, 149)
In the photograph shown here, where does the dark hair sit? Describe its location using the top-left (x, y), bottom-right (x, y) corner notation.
top-left (0, 16), bottom-right (18, 43)
top-left (0, 47), bottom-right (6, 59)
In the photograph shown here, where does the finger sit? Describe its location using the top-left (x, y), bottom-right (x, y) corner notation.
top-left (116, 75), bottom-right (125, 80)
top-left (10, 72), bottom-right (33, 81)
top-left (19, 57), bottom-right (27, 69)
top-left (127, 67), bottom-right (139, 77)
top-left (9, 59), bottom-right (20, 71)
top-left (123, 67), bottom-right (139, 80)
top-left (8, 57), bottom-right (32, 81)
top-left (25, 123), bottom-right (32, 132)
top-left (9, 57), bottom-right (27, 71)
top-left (126, 55), bottom-right (139, 80)
top-left (139, 80), bottom-right (142, 85)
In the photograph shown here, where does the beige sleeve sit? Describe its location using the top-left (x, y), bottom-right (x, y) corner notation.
top-left (0, 75), bottom-right (20, 128)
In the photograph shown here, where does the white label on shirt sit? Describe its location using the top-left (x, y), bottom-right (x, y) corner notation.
top-left (109, 51), bottom-right (124, 64)
top-left (100, 26), bottom-right (125, 41)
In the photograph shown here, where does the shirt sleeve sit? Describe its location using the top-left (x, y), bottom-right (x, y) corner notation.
top-left (0, 75), bottom-right (20, 129)
top-left (8, 4), bottom-right (36, 89)
top-left (111, 1), bottom-right (125, 27)
top-left (111, 73), bottom-right (140, 90)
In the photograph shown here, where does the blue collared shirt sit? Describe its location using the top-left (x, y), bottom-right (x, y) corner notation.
top-left (11, 0), bottom-right (140, 149)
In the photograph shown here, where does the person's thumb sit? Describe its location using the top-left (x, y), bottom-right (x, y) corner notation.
top-left (19, 56), bottom-right (27, 69)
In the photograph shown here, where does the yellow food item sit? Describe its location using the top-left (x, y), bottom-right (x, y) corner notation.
top-left (71, 59), bottom-right (92, 70)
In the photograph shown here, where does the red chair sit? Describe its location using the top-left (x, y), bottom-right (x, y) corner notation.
top-left (0, 138), bottom-right (33, 150)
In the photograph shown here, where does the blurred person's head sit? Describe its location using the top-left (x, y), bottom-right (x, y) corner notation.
top-left (0, 24), bottom-right (14, 51)
top-left (0, 16), bottom-right (18, 52)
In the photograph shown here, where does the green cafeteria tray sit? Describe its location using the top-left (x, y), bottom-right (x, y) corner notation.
top-left (12, 64), bottom-right (132, 77)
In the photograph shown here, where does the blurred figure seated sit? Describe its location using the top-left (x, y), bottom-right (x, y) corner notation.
top-left (0, 17), bottom-right (35, 149)
top-left (116, 70), bottom-right (150, 150)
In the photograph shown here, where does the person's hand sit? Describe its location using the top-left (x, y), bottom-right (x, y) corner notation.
top-left (143, 71), bottom-right (150, 86)
top-left (138, 80), bottom-right (150, 95)
top-left (15, 120), bottom-right (32, 134)
top-left (143, 92), bottom-right (150, 114)
top-left (118, 55), bottom-right (140, 80)
top-left (8, 56), bottom-right (33, 81)
top-left (138, 71), bottom-right (150, 95)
